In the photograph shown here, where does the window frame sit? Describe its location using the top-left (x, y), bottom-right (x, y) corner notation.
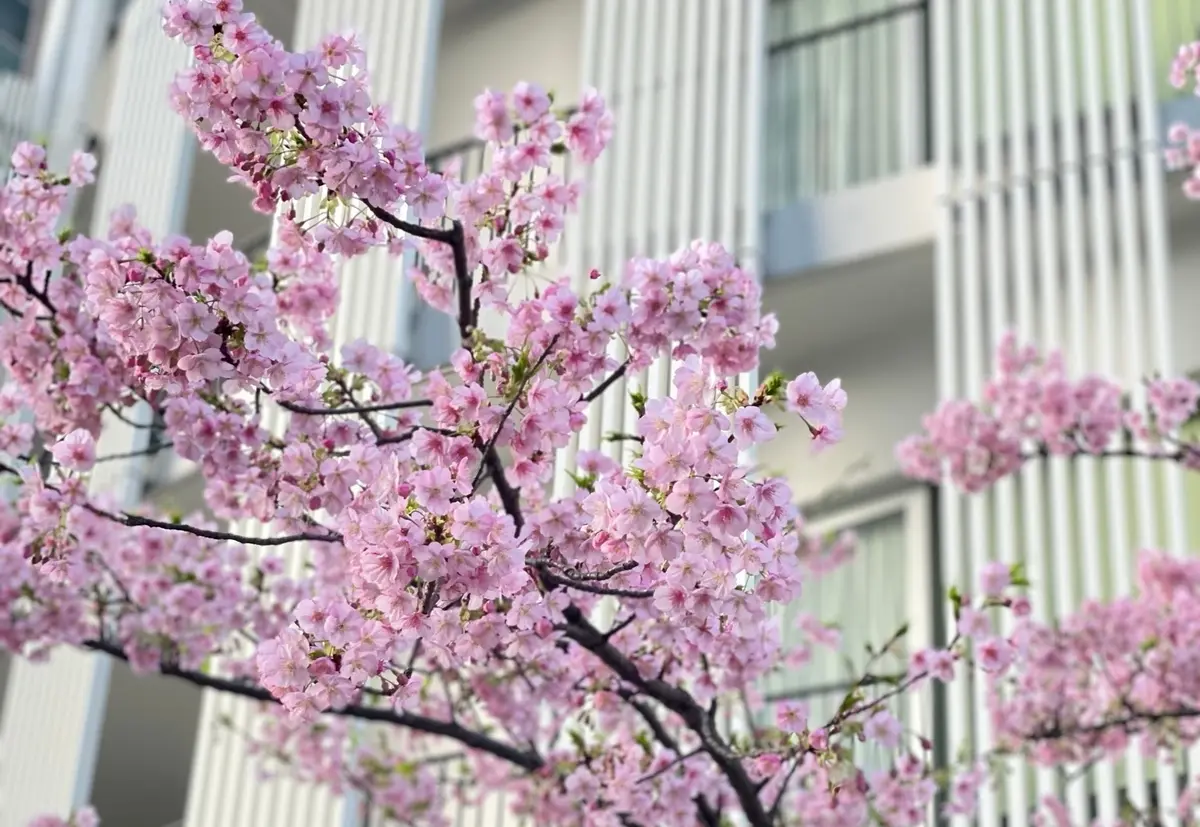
top-left (758, 484), bottom-right (940, 766)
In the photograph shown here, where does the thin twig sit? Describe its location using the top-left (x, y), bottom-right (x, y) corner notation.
top-left (83, 505), bottom-right (342, 547)
top-left (536, 566), bottom-right (653, 599)
top-left (471, 335), bottom-right (560, 491)
top-left (81, 638), bottom-right (543, 771)
top-left (94, 442), bottom-right (174, 463)
top-left (583, 359), bottom-right (630, 404)
top-left (279, 398), bottom-right (432, 416)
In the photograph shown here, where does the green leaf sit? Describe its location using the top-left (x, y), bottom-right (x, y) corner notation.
top-left (568, 470), bottom-right (597, 491)
top-left (835, 688), bottom-right (864, 719)
top-left (629, 389), bottom-right (647, 418)
top-left (1009, 561), bottom-right (1030, 588)
top-left (947, 585), bottom-right (963, 618)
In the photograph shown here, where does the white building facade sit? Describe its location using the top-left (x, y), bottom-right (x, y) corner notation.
top-left (0, 1), bottom-right (1199, 825)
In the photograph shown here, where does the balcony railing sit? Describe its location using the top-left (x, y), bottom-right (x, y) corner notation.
top-left (764, 0), bottom-right (931, 208)
top-left (764, 0), bottom-right (1200, 212)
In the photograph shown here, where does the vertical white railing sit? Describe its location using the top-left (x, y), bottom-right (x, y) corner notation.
top-left (931, 1), bottom-right (971, 825)
top-left (180, 4), bottom-right (444, 827)
top-left (934, 0), bottom-right (1192, 822)
top-left (555, 0), bottom-right (765, 496)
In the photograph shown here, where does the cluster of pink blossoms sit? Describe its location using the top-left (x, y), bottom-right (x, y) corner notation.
top-left (0, 144), bottom-right (129, 438)
top-left (987, 552), bottom-right (1200, 765)
top-left (0, 432), bottom-right (306, 674)
top-left (897, 332), bottom-right (1200, 491)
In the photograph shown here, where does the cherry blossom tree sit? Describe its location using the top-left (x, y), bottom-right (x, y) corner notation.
top-left (5, 4), bottom-right (1200, 826)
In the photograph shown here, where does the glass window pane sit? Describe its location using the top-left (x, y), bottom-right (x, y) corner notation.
top-left (0, 0), bottom-right (28, 46)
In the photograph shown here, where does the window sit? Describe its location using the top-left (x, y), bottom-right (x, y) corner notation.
top-left (758, 487), bottom-right (939, 772)
top-left (765, 0), bottom-right (930, 205)
top-left (0, 0), bottom-right (30, 73)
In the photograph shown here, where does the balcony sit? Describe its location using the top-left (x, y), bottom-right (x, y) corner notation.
top-left (762, 0), bottom-right (1200, 280)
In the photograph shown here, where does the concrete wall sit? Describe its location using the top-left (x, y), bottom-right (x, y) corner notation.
top-left (429, 0), bottom-right (583, 150)
top-left (89, 663), bottom-right (203, 827)
top-left (757, 180), bottom-right (1200, 508)
top-left (766, 325), bottom-right (938, 507)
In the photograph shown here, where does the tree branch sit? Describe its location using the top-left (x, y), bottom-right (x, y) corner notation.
top-left (621, 692), bottom-right (721, 827)
top-left (583, 359), bottom-right (630, 404)
top-left (82, 639), bottom-right (543, 771)
top-left (363, 203), bottom-right (474, 340)
top-left (279, 398), bottom-right (432, 416)
top-left (536, 566), bottom-right (653, 599)
top-left (363, 200), bottom-right (457, 245)
top-left (103, 404), bottom-right (161, 429)
top-left (560, 606), bottom-right (770, 827)
top-left (471, 335), bottom-right (561, 491)
top-left (83, 505), bottom-right (342, 547)
top-left (94, 441), bottom-right (174, 463)
top-left (1021, 705), bottom-right (1200, 742)
top-left (482, 447), bottom-right (524, 533)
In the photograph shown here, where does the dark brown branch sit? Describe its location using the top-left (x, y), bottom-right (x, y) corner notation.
top-left (94, 441), bottom-right (174, 463)
top-left (621, 692), bottom-right (721, 827)
top-left (1022, 705), bottom-right (1200, 742)
top-left (103, 404), bottom-right (161, 430)
top-left (15, 261), bottom-right (55, 314)
top-left (583, 359), bottom-right (630, 404)
top-left (482, 447), bottom-right (524, 533)
top-left (472, 335), bottom-right (561, 491)
top-left (536, 566), bottom-right (653, 599)
top-left (637, 746), bottom-right (705, 784)
top-left (561, 606), bottom-right (769, 827)
top-left (363, 204), bottom-right (475, 341)
top-left (375, 425), bottom-right (457, 447)
top-left (279, 398), bottom-right (432, 416)
top-left (362, 200), bottom-right (457, 245)
top-left (82, 638), bottom-right (543, 771)
top-left (572, 560), bottom-right (638, 582)
top-left (767, 758), bottom-right (805, 821)
top-left (84, 505), bottom-right (341, 547)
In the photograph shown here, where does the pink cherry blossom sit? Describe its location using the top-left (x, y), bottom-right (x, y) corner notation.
top-left (50, 429), bottom-right (95, 472)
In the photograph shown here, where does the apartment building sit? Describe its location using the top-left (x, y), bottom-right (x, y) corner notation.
top-left (1, 0), bottom-right (1200, 825)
